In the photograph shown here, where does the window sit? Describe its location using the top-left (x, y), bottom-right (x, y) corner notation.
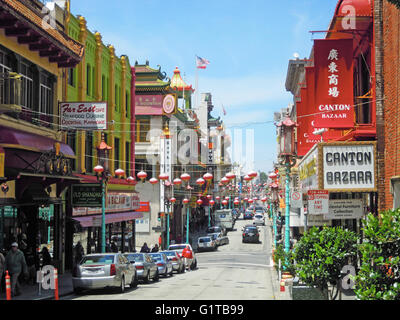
top-left (125, 91), bottom-right (130, 118)
top-left (354, 50), bottom-right (371, 124)
top-left (125, 141), bottom-right (130, 177)
top-left (20, 62), bottom-right (33, 110)
top-left (136, 118), bottom-right (150, 142)
top-left (68, 68), bottom-right (75, 87)
top-left (85, 132), bottom-right (93, 173)
top-left (0, 51), bottom-right (11, 104)
top-left (102, 75), bottom-right (106, 101)
top-left (86, 64), bottom-right (91, 96)
top-left (114, 137), bottom-right (120, 171)
top-left (115, 84), bottom-right (119, 111)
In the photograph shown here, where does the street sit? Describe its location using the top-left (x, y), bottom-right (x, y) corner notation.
top-left (63, 217), bottom-right (278, 300)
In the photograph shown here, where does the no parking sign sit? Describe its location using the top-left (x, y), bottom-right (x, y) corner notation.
top-left (290, 190), bottom-right (302, 208)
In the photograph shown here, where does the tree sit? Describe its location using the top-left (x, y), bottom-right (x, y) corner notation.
top-left (293, 226), bottom-right (358, 299)
top-left (259, 171), bottom-right (268, 183)
top-left (354, 209), bottom-right (400, 300)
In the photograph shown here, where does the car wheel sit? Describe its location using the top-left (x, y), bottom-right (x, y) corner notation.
top-left (119, 276), bottom-right (125, 294)
top-left (73, 287), bottom-right (83, 295)
top-left (169, 268), bottom-right (173, 277)
top-left (130, 273), bottom-right (138, 288)
top-left (144, 271), bottom-right (151, 284)
top-left (154, 270), bottom-right (160, 282)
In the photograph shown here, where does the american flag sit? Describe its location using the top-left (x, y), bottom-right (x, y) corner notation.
top-left (196, 55), bottom-right (210, 69)
top-left (222, 105), bottom-right (227, 116)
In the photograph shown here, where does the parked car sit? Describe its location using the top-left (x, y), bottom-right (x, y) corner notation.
top-left (149, 252), bottom-right (173, 277)
top-left (242, 225), bottom-right (260, 243)
top-left (197, 236), bottom-right (217, 252)
top-left (72, 253), bottom-right (137, 294)
top-left (123, 252), bottom-right (159, 283)
top-left (206, 225), bottom-right (227, 236)
top-left (253, 213), bottom-right (265, 226)
top-left (161, 250), bottom-right (185, 273)
top-left (168, 243), bottom-right (197, 269)
top-left (208, 232), bottom-right (229, 246)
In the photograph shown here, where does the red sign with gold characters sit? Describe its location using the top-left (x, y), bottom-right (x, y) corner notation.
top-left (313, 39), bottom-right (354, 129)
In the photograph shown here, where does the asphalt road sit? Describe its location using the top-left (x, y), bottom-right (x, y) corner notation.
top-left (63, 216), bottom-right (283, 300)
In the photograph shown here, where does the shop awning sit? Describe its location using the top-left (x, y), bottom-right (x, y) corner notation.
top-left (72, 211), bottom-right (144, 228)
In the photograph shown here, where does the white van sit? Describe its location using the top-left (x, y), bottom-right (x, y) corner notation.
top-left (213, 209), bottom-right (234, 231)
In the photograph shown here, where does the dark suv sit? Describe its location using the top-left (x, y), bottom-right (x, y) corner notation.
top-left (242, 225), bottom-right (260, 243)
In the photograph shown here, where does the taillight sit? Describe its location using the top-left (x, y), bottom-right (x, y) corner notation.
top-left (243, 233), bottom-right (246, 236)
top-left (157, 263), bottom-right (164, 267)
top-left (172, 257), bottom-right (177, 261)
top-left (136, 265), bottom-right (144, 270)
top-left (110, 264), bottom-right (116, 276)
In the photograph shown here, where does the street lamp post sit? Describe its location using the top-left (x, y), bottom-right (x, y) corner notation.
top-left (276, 112), bottom-right (298, 260)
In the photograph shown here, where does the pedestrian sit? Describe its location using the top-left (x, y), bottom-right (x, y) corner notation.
top-left (40, 247), bottom-right (52, 266)
top-left (181, 245), bottom-right (193, 271)
top-left (5, 242), bottom-right (28, 297)
top-left (111, 241), bottom-right (118, 253)
top-left (140, 242), bottom-right (150, 253)
top-left (74, 241), bottom-right (84, 265)
top-left (0, 249), bottom-right (5, 292)
top-left (151, 244), bottom-right (159, 252)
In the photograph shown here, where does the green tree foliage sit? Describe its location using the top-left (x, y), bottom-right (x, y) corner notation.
top-left (354, 209), bottom-right (400, 300)
top-left (293, 226), bottom-right (358, 293)
top-left (273, 244), bottom-right (296, 275)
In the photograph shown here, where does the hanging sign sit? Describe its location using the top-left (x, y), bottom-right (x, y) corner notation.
top-left (59, 102), bottom-right (108, 130)
top-left (313, 39), bottom-right (354, 128)
top-left (325, 199), bottom-right (364, 220)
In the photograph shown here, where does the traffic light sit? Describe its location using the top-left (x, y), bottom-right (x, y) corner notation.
top-left (158, 212), bottom-right (161, 222)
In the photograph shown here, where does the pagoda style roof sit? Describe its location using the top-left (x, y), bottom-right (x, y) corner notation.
top-left (170, 67), bottom-right (194, 92)
top-left (135, 61), bottom-right (171, 92)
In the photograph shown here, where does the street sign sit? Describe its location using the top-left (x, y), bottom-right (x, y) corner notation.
top-left (307, 190), bottom-right (329, 215)
top-left (325, 199), bottom-right (364, 220)
top-left (290, 190), bottom-right (302, 208)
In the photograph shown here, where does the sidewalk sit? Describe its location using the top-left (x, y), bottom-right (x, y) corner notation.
top-left (0, 271), bottom-right (74, 301)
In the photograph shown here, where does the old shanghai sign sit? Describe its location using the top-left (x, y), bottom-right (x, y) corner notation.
top-left (320, 142), bottom-right (377, 192)
top-left (59, 102), bottom-right (108, 130)
top-left (313, 39), bottom-right (354, 129)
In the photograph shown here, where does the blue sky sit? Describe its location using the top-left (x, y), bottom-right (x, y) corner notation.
top-left (69, 0), bottom-right (339, 173)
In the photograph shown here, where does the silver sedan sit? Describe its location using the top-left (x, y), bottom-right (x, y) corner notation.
top-left (72, 253), bottom-right (137, 294)
top-left (149, 252), bottom-right (174, 277)
top-left (161, 250), bottom-right (185, 273)
top-left (124, 252), bottom-right (159, 283)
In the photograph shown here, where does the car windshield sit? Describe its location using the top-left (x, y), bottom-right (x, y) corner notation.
top-left (127, 253), bottom-right (144, 262)
top-left (150, 253), bottom-right (162, 261)
top-left (199, 237), bottom-right (211, 243)
top-left (169, 245), bottom-right (187, 251)
top-left (81, 255), bottom-right (115, 265)
top-left (162, 251), bottom-right (177, 257)
top-left (245, 227), bottom-right (258, 232)
top-left (255, 215), bottom-right (263, 218)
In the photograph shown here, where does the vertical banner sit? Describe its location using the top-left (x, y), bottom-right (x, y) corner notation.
top-left (313, 39), bottom-right (354, 128)
top-left (297, 67), bottom-right (321, 156)
top-left (0, 147), bottom-right (5, 178)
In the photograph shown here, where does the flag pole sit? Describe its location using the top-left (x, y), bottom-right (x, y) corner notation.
top-left (195, 55), bottom-right (199, 108)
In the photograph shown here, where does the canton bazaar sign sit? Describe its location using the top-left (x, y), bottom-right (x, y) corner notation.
top-left (299, 142), bottom-right (377, 193)
top-left (313, 39), bottom-right (354, 129)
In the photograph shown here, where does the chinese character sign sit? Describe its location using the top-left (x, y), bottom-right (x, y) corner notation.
top-left (313, 39), bottom-right (354, 129)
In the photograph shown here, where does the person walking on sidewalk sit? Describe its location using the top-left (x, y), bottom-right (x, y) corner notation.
top-left (5, 242), bottom-right (28, 297)
top-left (182, 245), bottom-right (193, 271)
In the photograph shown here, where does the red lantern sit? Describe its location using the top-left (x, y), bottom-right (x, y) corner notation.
top-left (234, 200), bottom-right (240, 205)
top-left (94, 165), bottom-right (104, 173)
top-left (173, 178), bottom-right (182, 186)
top-left (221, 177), bottom-right (229, 184)
top-left (209, 200), bottom-right (215, 206)
top-left (115, 168), bottom-right (125, 177)
top-left (248, 199), bottom-right (254, 204)
top-left (149, 178), bottom-right (158, 185)
top-left (169, 197), bottom-right (176, 203)
top-left (244, 175), bottom-right (252, 182)
top-left (203, 173), bottom-right (213, 181)
top-left (207, 195), bottom-right (212, 200)
top-left (248, 171), bottom-right (257, 178)
top-left (196, 199), bottom-right (203, 206)
top-left (226, 172), bottom-right (235, 180)
top-left (137, 171), bottom-right (147, 182)
top-left (216, 196), bottom-right (221, 201)
top-left (196, 178), bottom-right (205, 186)
top-left (180, 173), bottom-right (191, 182)
top-left (126, 176), bottom-right (135, 184)
top-left (183, 198), bottom-right (190, 204)
top-left (159, 173), bottom-right (169, 181)
top-left (222, 200), bottom-right (228, 206)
